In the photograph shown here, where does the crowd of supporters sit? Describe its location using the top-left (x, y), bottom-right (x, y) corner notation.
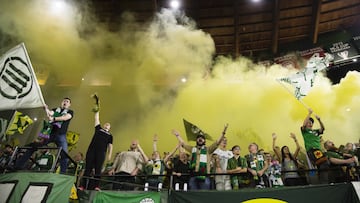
top-left (1, 135), bottom-right (358, 191)
top-left (1, 109), bottom-right (359, 191)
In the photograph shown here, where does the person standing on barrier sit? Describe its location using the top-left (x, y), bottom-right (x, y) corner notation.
top-left (172, 124), bottom-right (228, 190)
top-left (301, 108), bottom-right (328, 184)
top-left (15, 97), bottom-right (74, 174)
top-left (79, 95), bottom-right (113, 191)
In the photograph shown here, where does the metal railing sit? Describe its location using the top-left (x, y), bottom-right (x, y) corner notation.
top-left (2, 150), bottom-right (358, 191)
top-left (77, 165), bottom-right (359, 192)
top-left (2, 146), bottom-right (77, 174)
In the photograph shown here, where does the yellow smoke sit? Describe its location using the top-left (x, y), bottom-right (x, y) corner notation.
top-left (0, 0), bottom-right (359, 158)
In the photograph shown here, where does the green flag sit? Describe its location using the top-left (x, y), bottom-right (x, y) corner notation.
top-left (277, 53), bottom-right (333, 100)
top-left (183, 119), bottom-right (213, 141)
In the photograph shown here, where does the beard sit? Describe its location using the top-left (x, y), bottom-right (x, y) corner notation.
top-left (196, 140), bottom-right (205, 147)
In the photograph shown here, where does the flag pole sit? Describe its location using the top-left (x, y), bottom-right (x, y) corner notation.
top-left (2, 111), bottom-right (17, 143)
top-left (276, 79), bottom-right (310, 110)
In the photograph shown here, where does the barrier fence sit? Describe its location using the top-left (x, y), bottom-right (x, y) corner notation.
top-left (1, 147), bottom-right (359, 193)
top-left (1, 147), bottom-right (360, 203)
top-left (79, 166), bottom-right (359, 192)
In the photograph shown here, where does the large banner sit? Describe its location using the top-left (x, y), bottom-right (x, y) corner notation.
top-left (169, 183), bottom-right (359, 203)
top-left (76, 182), bottom-right (360, 203)
top-left (352, 35), bottom-right (360, 52)
top-left (298, 47), bottom-right (325, 61)
top-left (0, 43), bottom-right (45, 111)
top-left (0, 172), bottom-right (74, 203)
top-left (327, 40), bottom-right (359, 64)
top-left (274, 53), bottom-right (300, 69)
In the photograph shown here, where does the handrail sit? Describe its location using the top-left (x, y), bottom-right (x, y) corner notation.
top-left (76, 165), bottom-right (359, 191)
top-left (3, 146), bottom-right (77, 174)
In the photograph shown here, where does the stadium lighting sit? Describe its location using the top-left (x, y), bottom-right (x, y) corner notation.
top-left (170, 0), bottom-right (180, 9)
top-left (49, 0), bottom-right (68, 14)
top-left (181, 77), bottom-right (187, 83)
top-left (47, 0), bottom-right (76, 19)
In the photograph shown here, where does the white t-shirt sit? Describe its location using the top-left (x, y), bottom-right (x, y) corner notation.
top-left (213, 148), bottom-right (233, 172)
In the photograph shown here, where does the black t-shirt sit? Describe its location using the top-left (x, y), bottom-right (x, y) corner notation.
top-left (88, 125), bottom-right (113, 153)
top-left (51, 108), bottom-right (74, 135)
top-left (173, 159), bottom-right (190, 182)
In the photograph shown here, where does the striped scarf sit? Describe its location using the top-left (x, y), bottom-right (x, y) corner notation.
top-left (190, 146), bottom-right (208, 180)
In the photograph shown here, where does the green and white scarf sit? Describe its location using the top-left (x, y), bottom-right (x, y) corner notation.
top-left (190, 146), bottom-right (208, 180)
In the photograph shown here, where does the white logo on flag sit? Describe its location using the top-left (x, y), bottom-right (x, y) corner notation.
top-left (140, 198), bottom-right (155, 203)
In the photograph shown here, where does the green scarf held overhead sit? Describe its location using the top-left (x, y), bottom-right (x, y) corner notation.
top-left (38, 120), bottom-right (53, 140)
top-left (38, 110), bottom-right (64, 140)
top-left (190, 146), bottom-right (208, 180)
top-left (91, 94), bottom-right (100, 112)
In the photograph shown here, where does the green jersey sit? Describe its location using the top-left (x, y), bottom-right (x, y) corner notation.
top-left (301, 128), bottom-right (322, 151)
top-left (325, 150), bottom-right (343, 160)
top-left (227, 156), bottom-right (250, 188)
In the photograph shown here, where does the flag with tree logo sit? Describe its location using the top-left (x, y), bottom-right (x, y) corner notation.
top-left (183, 119), bottom-right (213, 141)
top-left (278, 53), bottom-right (333, 100)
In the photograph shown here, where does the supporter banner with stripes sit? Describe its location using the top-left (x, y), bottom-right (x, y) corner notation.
top-left (0, 43), bottom-right (45, 110)
top-left (0, 172), bottom-right (73, 203)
